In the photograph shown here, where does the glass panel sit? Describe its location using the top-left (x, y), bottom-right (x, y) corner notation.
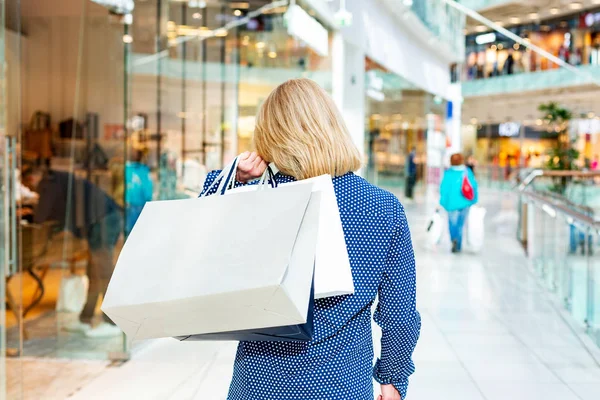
top-left (3, 0), bottom-right (24, 396)
top-left (0, 0), bottom-right (6, 392)
top-left (3, 0), bottom-right (127, 366)
top-left (590, 230), bottom-right (600, 346)
top-left (364, 61), bottom-right (433, 193)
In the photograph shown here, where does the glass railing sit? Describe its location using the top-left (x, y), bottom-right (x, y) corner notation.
top-left (407, 0), bottom-right (465, 56)
top-left (460, 0), bottom-right (512, 11)
top-left (518, 170), bottom-right (600, 348)
top-left (462, 64), bottom-right (600, 97)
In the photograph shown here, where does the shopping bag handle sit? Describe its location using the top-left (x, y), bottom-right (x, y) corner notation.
top-left (200, 157), bottom-right (278, 197)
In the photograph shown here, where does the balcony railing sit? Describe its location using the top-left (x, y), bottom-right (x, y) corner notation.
top-left (518, 170), bottom-right (600, 349)
top-left (461, 64), bottom-right (600, 97)
top-left (460, 0), bottom-right (514, 11)
top-left (408, 0), bottom-right (465, 57)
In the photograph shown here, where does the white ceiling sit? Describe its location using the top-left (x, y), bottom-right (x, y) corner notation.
top-left (466, 0), bottom-right (600, 33)
top-left (462, 84), bottom-right (600, 124)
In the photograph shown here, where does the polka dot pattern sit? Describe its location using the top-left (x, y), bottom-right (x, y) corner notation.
top-left (201, 172), bottom-right (421, 400)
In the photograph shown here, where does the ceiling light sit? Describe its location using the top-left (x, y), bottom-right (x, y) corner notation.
top-left (549, 7), bottom-right (559, 14)
top-left (475, 32), bottom-right (496, 44)
top-left (268, 51), bottom-right (277, 59)
top-left (494, 21), bottom-right (504, 26)
top-left (255, 41), bottom-right (265, 49)
top-left (233, 9), bottom-right (242, 17)
top-left (509, 17), bottom-right (520, 24)
top-left (474, 25), bottom-right (487, 32)
top-left (592, 0), bottom-right (600, 4)
top-left (192, 12), bottom-right (202, 20)
top-left (529, 12), bottom-right (539, 20)
top-left (513, 43), bottom-right (520, 50)
top-left (569, 2), bottom-right (583, 9)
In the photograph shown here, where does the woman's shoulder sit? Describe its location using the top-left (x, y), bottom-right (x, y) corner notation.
top-left (334, 173), bottom-right (404, 219)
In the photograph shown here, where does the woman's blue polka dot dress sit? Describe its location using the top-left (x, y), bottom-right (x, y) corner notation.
top-left (201, 171), bottom-right (421, 400)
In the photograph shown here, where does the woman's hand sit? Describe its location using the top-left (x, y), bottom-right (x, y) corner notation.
top-left (378, 384), bottom-right (401, 400)
top-left (236, 151), bottom-right (267, 183)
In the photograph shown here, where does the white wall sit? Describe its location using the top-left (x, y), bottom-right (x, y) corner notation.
top-left (308, 0), bottom-right (454, 100)
top-left (332, 33), bottom-right (365, 172)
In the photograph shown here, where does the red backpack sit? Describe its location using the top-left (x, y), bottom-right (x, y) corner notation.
top-left (461, 170), bottom-right (475, 201)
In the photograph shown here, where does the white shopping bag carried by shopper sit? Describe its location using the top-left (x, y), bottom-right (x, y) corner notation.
top-left (56, 275), bottom-right (89, 313)
top-left (426, 209), bottom-right (443, 247)
top-left (227, 170), bottom-right (354, 299)
top-left (102, 159), bottom-right (322, 341)
top-left (466, 205), bottom-right (486, 252)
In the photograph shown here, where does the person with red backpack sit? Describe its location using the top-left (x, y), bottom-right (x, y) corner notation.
top-left (440, 153), bottom-right (479, 253)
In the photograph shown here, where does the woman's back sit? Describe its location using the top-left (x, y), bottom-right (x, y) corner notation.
top-left (201, 171), bottom-right (420, 400)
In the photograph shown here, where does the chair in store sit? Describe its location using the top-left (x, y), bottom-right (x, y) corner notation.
top-left (5, 221), bottom-right (89, 340)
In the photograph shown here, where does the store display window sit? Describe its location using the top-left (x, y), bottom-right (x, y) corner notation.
top-left (0, 1), bottom-right (333, 388)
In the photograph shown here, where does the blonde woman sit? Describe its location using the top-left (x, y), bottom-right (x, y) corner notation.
top-left (201, 79), bottom-right (420, 400)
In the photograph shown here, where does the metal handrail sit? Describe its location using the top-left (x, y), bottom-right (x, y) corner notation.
top-left (518, 169), bottom-right (600, 191)
top-left (518, 169), bottom-right (600, 229)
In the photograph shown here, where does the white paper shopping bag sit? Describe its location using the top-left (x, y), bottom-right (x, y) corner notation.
top-left (102, 183), bottom-right (321, 341)
top-left (227, 174), bottom-right (354, 299)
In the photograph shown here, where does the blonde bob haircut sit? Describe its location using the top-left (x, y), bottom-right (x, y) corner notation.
top-left (254, 78), bottom-right (362, 180)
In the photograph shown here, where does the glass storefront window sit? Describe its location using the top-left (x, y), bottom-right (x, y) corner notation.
top-left (364, 59), bottom-right (445, 193)
top-left (1, 2), bottom-right (334, 396)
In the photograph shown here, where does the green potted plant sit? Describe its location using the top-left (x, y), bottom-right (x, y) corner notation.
top-left (538, 102), bottom-right (578, 194)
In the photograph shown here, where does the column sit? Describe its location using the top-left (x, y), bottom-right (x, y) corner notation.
top-left (332, 33), bottom-right (366, 175)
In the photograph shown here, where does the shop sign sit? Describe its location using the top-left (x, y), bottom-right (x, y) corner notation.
top-left (584, 12), bottom-right (600, 27)
top-left (499, 122), bottom-right (520, 137)
top-left (284, 5), bottom-right (329, 57)
top-left (475, 32), bottom-right (496, 45)
top-left (575, 119), bottom-right (600, 134)
top-left (91, 0), bottom-right (134, 14)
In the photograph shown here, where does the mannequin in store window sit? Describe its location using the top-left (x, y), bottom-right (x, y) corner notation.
top-left (125, 147), bottom-right (154, 236)
top-left (28, 163), bottom-right (124, 338)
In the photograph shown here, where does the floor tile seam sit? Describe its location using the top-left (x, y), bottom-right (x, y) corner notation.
top-left (422, 309), bottom-right (491, 400)
top-left (167, 349), bottom-right (221, 400)
top-left (487, 301), bottom-right (588, 399)
top-left (491, 260), bottom-right (600, 368)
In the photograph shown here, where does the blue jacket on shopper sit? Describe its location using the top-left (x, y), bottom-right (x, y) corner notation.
top-left (440, 166), bottom-right (479, 212)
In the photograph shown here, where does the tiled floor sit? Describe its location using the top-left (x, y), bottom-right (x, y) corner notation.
top-left (17, 190), bottom-right (600, 399)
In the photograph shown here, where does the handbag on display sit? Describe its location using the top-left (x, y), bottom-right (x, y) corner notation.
top-left (56, 275), bottom-right (89, 314)
top-left (59, 118), bottom-right (84, 139)
top-left (24, 111), bottom-right (53, 160)
top-left (102, 157), bottom-right (321, 342)
top-left (461, 169), bottom-right (475, 201)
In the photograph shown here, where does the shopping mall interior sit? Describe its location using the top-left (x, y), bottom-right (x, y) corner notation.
top-left (2, 0), bottom-right (600, 399)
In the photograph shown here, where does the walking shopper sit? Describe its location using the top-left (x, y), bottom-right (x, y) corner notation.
top-left (440, 153), bottom-right (479, 253)
top-left (405, 147), bottom-right (417, 200)
top-left (201, 79), bottom-right (421, 400)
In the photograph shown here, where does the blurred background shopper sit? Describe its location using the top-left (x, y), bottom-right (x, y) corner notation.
top-left (440, 153), bottom-right (479, 253)
top-left (200, 79), bottom-right (420, 400)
